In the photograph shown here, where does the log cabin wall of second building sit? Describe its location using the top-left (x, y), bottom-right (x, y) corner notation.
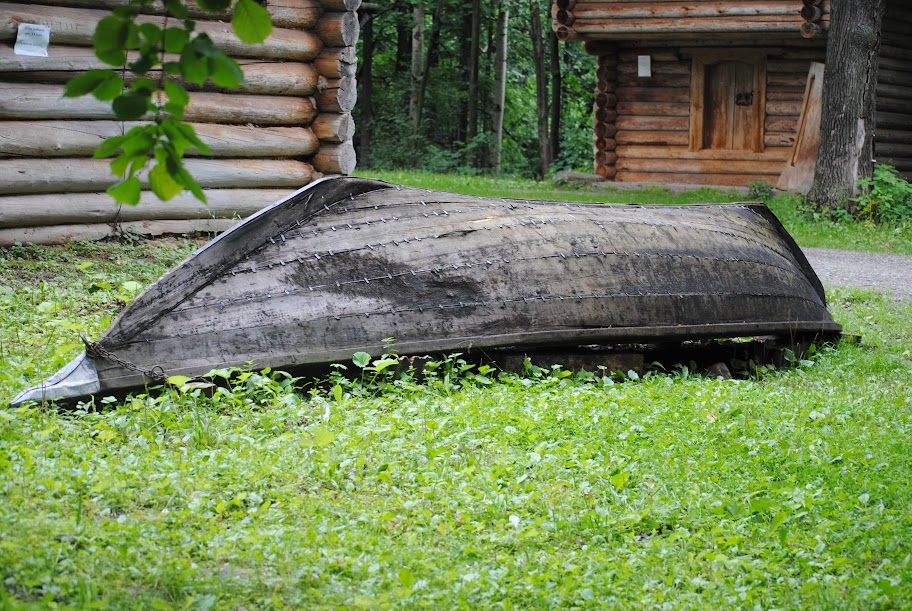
top-left (0, 0), bottom-right (360, 245)
top-left (589, 38), bottom-right (826, 187)
top-left (875, 1), bottom-right (912, 181)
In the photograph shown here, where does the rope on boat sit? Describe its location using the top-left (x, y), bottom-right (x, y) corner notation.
top-left (80, 334), bottom-right (168, 382)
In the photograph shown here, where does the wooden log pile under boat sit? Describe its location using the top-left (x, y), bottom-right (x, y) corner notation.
top-left (11, 176), bottom-right (841, 406)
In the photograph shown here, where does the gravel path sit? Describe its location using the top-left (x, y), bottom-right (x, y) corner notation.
top-left (803, 248), bottom-right (912, 300)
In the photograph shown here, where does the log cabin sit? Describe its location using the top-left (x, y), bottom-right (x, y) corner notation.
top-left (553, 0), bottom-right (912, 189)
top-left (0, 0), bottom-right (360, 244)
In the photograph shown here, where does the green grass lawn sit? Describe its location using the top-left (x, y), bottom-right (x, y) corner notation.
top-left (1, 180), bottom-right (911, 608)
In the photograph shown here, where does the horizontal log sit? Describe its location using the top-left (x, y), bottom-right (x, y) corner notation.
top-left (311, 113), bottom-right (354, 143)
top-left (593, 137), bottom-right (617, 151)
top-left (765, 116), bottom-right (798, 132)
top-left (765, 131), bottom-right (796, 147)
top-left (617, 73), bottom-right (689, 88)
top-left (767, 88), bottom-right (806, 101)
top-left (555, 25), bottom-right (581, 41)
top-left (319, 0), bottom-right (361, 10)
top-left (19, 0), bottom-right (325, 30)
top-left (0, 84), bottom-right (317, 125)
top-left (877, 82), bottom-right (912, 100)
top-left (614, 87), bottom-right (689, 103)
top-left (617, 50), bottom-right (679, 63)
top-left (594, 122), bottom-right (618, 139)
top-left (0, 218), bottom-right (241, 246)
top-left (594, 108), bottom-right (618, 123)
top-left (878, 68), bottom-right (912, 87)
top-left (594, 150), bottom-right (617, 165)
top-left (617, 158), bottom-right (784, 175)
top-left (767, 74), bottom-right (808, 88)
top-left (616, 171), bottom-right (779, 187)
top-left (572, 2), bottom-right (808, 20)
top-left (0, 188), bottom-right (294, 229)
top-left (0, 158), bottom-right (314, 195)
top-left (315, 77), bottom-right (357, 113)
top-left (0, 121), bottom-right (318, 158)
top-left (316, 11), bottom-right (360, 48)
top-left (875, 142), bottom-right (912, 159)
top-left (877, 56), bottom-right (912, 74)
top-left (594, 92), bottom-right (618, 108)
top-left (766, 100), bottom-right (802, 116)
top-left (0, 47), bottom-right (320, 96)
top-left (879, 44), bottom-right (912, 63)
top-left (314, 47), bottom-right (357, 79)
top-left (615, 130), bottom-right (689, 146)
top-left (616, 101), bottom-right (690, 116)
top-left (616, 145), bottom-right (791, 162)
top-left (877, 111), bottom-right (912, 130)
top-left (618, 61), bottom-right (690, 76)
top-left (615, 115), bottom-right (688, 131)
top-left (594, 164), bottom-right (617, 179)
top-left (875, 129), bottom-right (912, 145)
top-left (876, 96), bottom-right (912, 114)
top-left (311, 141), bottom-right (355, 174)
top-left (0, 3), bottom-right (323, 61)
top-left (766, 59), bottom-right (818, 73)
top-left (572, 17), bottom-right (806, 36)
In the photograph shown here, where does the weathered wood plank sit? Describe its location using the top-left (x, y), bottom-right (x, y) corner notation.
top-left (0, 158), bottom-right (314, 195)
top-left (0, 84), bottom-right (317, 125)
top-left (0, 121), bottom-right (319, 158)
top-left (616, 171), bottom-right (780, 186)
top-left (0, 3), bottom-right (323, 61)
top-left (0, 188), bottom-right (292, 228)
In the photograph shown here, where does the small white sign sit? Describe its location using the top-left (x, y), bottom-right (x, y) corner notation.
top-left (14, 23), bottom-right (51, 57)
top-left (637, 55), bottom-right (651, 78)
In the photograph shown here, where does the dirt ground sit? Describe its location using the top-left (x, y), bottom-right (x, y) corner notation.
top-left (803, 248), bottom-right (912, 300)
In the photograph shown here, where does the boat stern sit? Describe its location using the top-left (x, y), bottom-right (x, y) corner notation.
top-left (9, 352), bottom-right (100, 407)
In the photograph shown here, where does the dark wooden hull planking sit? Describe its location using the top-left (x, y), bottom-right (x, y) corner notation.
top-left (11, 176), bottom-right (841, 405)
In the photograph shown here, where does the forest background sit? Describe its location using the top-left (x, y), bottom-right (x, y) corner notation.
top-left (355, 0), bottom-right (594, 179)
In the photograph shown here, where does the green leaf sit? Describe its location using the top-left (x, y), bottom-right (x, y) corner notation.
top-left (137, 22), bottom-right (162, 44)
top-left (107, 177), bottom-right (142, 205)
top-left (64, 70), bottom-right (114, 98)
top-left (174, 165), bottom-right (206, 202)
top-left (175, 122), bottom-right (211, 155)
top-left (166, 375), bottom-right (192, 387)
top-left (129, 53), bottom-right (155, 76)
top-left (610, 471), bottom-right (630, 491)
top-left (162, 0), bottom-right (190, 18)
top-left (179, 47), bottom-right (209, 85)
top-left (164, 81), bottom-right (189, 107)
top-left (232, 0), bottom-right (273, 44)
top-left (91, 73), bottom-right (125, 101)
top-left (352, 352), bottom-right (371, 369)
top-left (308, 427), bottom-right (335, 448)
top-left (112, 92), bottom-right (150, 120)
top-left (163, 26), bottom-right (190, 54)
top-left (149, 163), bottom-right (185, 201)
top-left (398, 567), bottom-right (415, 588)
top-left (208, 55), bottom-right (243, 88)
top-left (120, 126), bottom-right (156, 157)
top-left (93, 16), bottom-right (130, 66)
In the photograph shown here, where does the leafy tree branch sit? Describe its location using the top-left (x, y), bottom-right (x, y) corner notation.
top-left (64, 0), bottom-right (272, 205)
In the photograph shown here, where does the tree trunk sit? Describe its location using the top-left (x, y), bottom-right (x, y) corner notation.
top-left (466, 0), bottom-right (481, 165)
top-left (531, 0), bottom-right (550, 177)
top-left (490, 8), bottom-right (509, 172)
top-left (414, 0), bottom-right (444, 131)
top-left (409, 0), bottom-right (425, 135)
top-left (358, 12), bottom-right (374, 166)
top-left (549, 29), bottom-right (562, 166)
top-left (395, 4), bottom-right (410, 75)
top-left (808, 0), bottom-right (886, 211)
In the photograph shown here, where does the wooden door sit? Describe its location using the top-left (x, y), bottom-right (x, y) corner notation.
top-left (703, 61), bottom-right (755, 150)
top-left (689, 52), bottom-right (766, 153)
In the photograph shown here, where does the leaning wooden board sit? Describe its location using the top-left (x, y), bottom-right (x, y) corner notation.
top-left (11, 176), bottom-right (841, 406)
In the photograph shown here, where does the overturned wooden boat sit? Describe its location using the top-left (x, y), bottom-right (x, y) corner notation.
top-left (11, 176), bottom-right (841, 405)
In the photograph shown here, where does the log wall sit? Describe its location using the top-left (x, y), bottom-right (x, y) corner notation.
top-left (874, 1), bottom-right (912, 180)
top-left (0, 0), bottom-right (359, 244)
top-left (556, 1), bottom-right (831, 41)
top-left (589, 39), bottom-right (825, 186)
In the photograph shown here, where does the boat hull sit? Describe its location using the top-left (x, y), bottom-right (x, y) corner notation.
top-left (11, 177), bottom-right (841, 405)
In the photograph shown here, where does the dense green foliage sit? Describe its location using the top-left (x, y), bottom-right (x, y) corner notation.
top-left (64, 0), bottom-right (272, 204)
top-left (854, 164), bottom-right (912, 227)
top-left (357, 0), bottom-right (595, 176)
top-left (2, 179), bottom-right (912, 607)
